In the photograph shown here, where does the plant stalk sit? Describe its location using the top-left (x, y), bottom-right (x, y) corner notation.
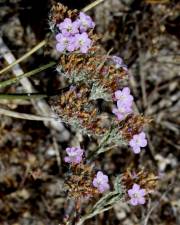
top-left (0, 40), bottom-right (47, 75)
top-left (0, 108), bottom-right (57, 121)
top-left (0, 62), bottom-right (56, 89)
top-left (0, 93), bottom-right (48, 100)
top-left (82, 0), bottom-right (104, 12)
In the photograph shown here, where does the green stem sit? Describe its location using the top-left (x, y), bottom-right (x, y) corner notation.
top-left (0, 93), bottom-right (48, 100)
top-left (87, 128), bottom-right (112, 160)
top-left (0, 61), bottom-right (56, 89)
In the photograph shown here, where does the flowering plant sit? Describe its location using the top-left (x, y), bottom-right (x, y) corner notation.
top-left (48, 2), bottom-right (158, 224)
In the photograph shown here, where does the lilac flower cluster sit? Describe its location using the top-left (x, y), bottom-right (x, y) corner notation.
top-left (112, 87), bottom-right (134, 121)
top-left (129, 132), bottom-right (147, 154)
top-left (56, 12), bottom-right (95, 53)
top-left (92, 171), bottom-right (110, 193)
top-left (128, 183), bottom-right (146, 206)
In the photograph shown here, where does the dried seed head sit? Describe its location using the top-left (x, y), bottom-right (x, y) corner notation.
top-left (58, 51), bottom-right (127, 95)
top-left (122, 168), bottom-right (158, 193)
top-left (49, 3), bottom-right (78, 26)
top-left (49, 85), bottom-right (109, 136)
top-left (64, 163), bottom-right (99, 199)
top-left (120, 114), bottom-right (151, 140)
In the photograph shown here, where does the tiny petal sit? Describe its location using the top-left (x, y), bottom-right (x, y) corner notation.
top-left (123, 66), bottom-right (128, 71)
top-left (129, 139), bottom-right (136, 148)
top-left (80, 46), bottom-right (88, 53)
top-left (139, 189), bottom-right (146, 196)
top-left (56, 33), bottom-right (63, 41)
top-left (133, 184), bottom-right (140, 191)
top-left (122, 87), bottom-right (130, 95)
top-left (132, 145), bottom-right (141, 154)
top-left (64, 156), bottom-right (70, 163)
top-left (92, 178), bottom-right (98, 187)
top-left (56, 43), bottom-right (65, 52)
top-left (139, 132), bottom-right (146, 139)
top-left (112, 108), bottom-right (119, 114)
top-left (114, 91), bottom-right (122, 101)
top-left (138, 197), bottom-right (145, 205)
top-left (116, 113), bottom-right (125, 121)
top-left (130, 198), bottom-right (138, 206)
top-left (66, 147), bottom-right (72, 154)
top-left (99, 183), bottom-right (110, 193)
top-left (128, 189), bottom-right (135, 197)
top-left (140, 139), bottom-right (147, 147)
top-left (97, 171), bottom-right (104, 178)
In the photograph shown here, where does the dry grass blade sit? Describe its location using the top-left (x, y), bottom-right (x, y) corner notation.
top-left (0, 40), bottom-right (46, 75)
top-left (0, 37), bottom-right (68, 136)
top-left (82, 0), bottom-right (105, 12)
top-left (0, 108), bottom-right (58, 121)
top-left (0, 62), bottom-right (55, 89)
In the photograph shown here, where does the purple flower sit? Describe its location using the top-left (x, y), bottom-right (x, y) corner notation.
top-left (112, 56), bottom-right (123, 65)
top-left (129, 132), bottom-right (147, 154)
top-left (74, 32), bottom-right (92, 53)
top-left (58, 18), bottom-right (79, 36)
top-left (78, 12), bottom-right (95, 32)
top-left (56, 33), bottom-right (75, 52)
top-left (93, 171), bottom-right (110, 193)
top-left (114, 87), bottom-right (134, 107)
top-left (128, 183), bottom-right (146, 206)
top-left (111, 56), bottom-right (128, 70)
top-left (64, 147), bottom-right (84, 164)
top-left (112, 101), bottom-right (132, 121)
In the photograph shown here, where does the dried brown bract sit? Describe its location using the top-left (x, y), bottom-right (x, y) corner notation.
top-left (121, 114), bottom-right (152, 141)
top-left (58, 51), bottom-right (128, 95)
top-left (49, 85), bottom-right (108, 135)
top-left (49, 3), bottom-right (78, 27)
top-left (65, 163), bottom-right (99, 199)
top-left (122, 168), bottom-right (158, 193)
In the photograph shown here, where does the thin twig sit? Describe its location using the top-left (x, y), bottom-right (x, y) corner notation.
top-left (0, 33), bottom-right (67, 136)
top-left (76, 205), bottom-right (113, 225)
top-left (0, 108), bottom-right (58, 121)
top-left (0, 40), bottom-right (46, 75)
top-left (0, 62), bottom-right (55, 89)
top-left (82, 0), bottom-right (105, 12)
top-left (53, 137), bottom-right (62, 172)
